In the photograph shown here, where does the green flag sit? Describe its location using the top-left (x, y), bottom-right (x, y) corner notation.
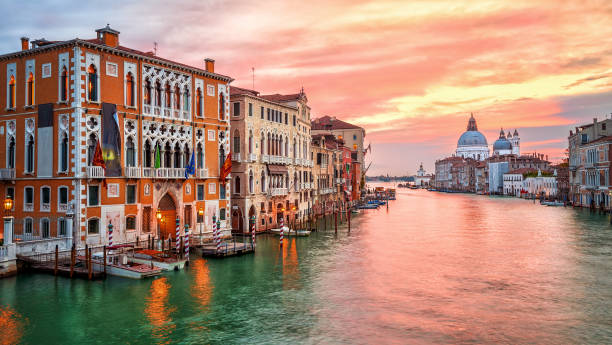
top-left (154, 144), bottom-right (161, 169)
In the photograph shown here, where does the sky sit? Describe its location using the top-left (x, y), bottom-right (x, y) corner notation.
top-left (2, 0), bottom-right (612, 175)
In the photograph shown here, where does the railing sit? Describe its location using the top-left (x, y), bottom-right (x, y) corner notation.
top-left (58, 203), bottom-right (69, 212)
top-left (232, 153), bottom-right (241, 162)
top-left (153, 106), bottom-right (161, 116)
top-left (0, 168), bottom-right (15, 179)
top-left (164, 108), bottom-right (171, 117)
top-left (182, 110), bottom-right (190, 120)
top-left (143, 167), bottom-right (154, 178)
top-left (41, 203), bottom-right (50, 212)
top-left (124, 166), bottom-right (141, 178)
top-left (173, 109), bottom-right (180, 119)
top-left (335, 178), bottom-right (345, 184)
top-left (270, 188), bottom-right (288, 196)
top-left (144, 104), bottom-right (151, 114)
top-left (248, 153), bottom-right (257, 162)
top-left (261, 154), bottom-right (270, 163)
top-left (197, 168), bottom-right (209, 178)
top-left (86, 166), bottom-right (104, 178)
top-left (24, 203), bottom-right (34, 212)
top-left (321, 163), bottom-right (328, 170)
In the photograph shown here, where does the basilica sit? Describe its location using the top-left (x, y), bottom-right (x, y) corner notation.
top-left (455, 114), bottom-right (520, 160)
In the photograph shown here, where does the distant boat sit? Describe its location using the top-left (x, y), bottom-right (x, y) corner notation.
top-left (270, 227), bottom-right (311, 237)
top-left (541, 201), bottom-right (564, 207)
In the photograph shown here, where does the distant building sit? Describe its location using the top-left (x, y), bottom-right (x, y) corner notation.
top-left (414, 163), bottom-right (432, 187)
top-left (311, 115), bottom-right (366, 168)
top-left (456, 114), bottom-right (489, 160)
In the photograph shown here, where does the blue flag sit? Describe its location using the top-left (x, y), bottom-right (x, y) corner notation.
top-left (185, 151), bottom-right (196, 179)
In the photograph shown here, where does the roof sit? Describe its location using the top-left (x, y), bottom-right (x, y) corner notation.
top-left (259, 93), bottom-right (304, 102)
top-left (583, 135), bottom-right (612, 146)
top-left (0, 36), bottom-right (232, 82)
top-left (230, 86), bottom-right (259, 97)
top-left (506, 168), bottom-right (537, 175)
top-left (311, 115), bottom-right (363, 131)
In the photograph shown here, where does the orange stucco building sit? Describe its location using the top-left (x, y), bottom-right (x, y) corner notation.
top-left (0, 26), bottom-right (233, 252)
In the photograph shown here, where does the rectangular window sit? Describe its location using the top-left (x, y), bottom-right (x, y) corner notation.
top-left (126, 185), bottom-right (136, 204)
top-left (88, 185), bottom-right (99, 206)
top-left (233, 102), bottom-right (240, 116)
top-left (42, 187), bottom-right (50, 204)
top-left (25, 187), bottom-right (34, 204)
top-left (285, 113), bottom-right (288, 124)
top-left (126, 216), bottom-right (136, 230)
top-left (106, 62), bottom-right (118, 77)
top-left (197, 185), bottom-right (205, 200)
top-left (249, 103), bottom-right (253, 117)
top-left (220, 208), bottom-right (226, 220)
top-left (207, 84), bottom-right (215, 96)
top-left (42, 63), bottom-right (52, 78)
top-left (208, 130), bottom-right (216, 141)
top-left (6, 187), bottom-right (14, 203)
top-left (293, 115), bottom-right (296, 126)
top-left (267, 108), bottom-right (270, 121)
top-left (59, 187), bottom-right (68, 205)
top-left (260, 106), bottom-right (264, 119)
top-left (88, 219), bottom-right (99, 234)
top-left (208, 182), bottom-right (216, 195)
top-left (220, 184), bottom-right (226, 199)
top-left (58, 218), bottom-right (67, 237)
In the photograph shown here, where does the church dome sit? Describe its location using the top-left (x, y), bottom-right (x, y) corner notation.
top-left (493, 138), bottom-right (512, 150)
top-left (457, 131), bottom-right (488, 147)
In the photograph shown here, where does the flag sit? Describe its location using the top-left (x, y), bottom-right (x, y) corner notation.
top-left (154, 144), bottom-right (161, 169)
top-left (220, 151), bottom-right (232, 182)
top-left (92, 141), bottom-right (107, 188)
top-left (185, 151), bottom-right (196, 179)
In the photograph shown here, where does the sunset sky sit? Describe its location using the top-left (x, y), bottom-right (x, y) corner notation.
top-left (3, 0), bottom-right (612, 175)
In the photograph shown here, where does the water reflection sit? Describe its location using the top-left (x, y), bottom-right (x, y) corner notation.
top-left (282, 238), bottom-right (301, 291)
top-left (144, 277), bottom-right (176, 344)
top-left (0, 305), bottom-right (23, 345)
top-left (191, 258), bottom-right (213, 311)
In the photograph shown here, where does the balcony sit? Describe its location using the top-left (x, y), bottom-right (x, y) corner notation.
top-left (124, 166), bottom-right (141, 178)
top-left (155, 168), bottom-right (185, 179)
top-left (182, 111), bottom-right (190, 120)
top-left (270, 188), bottom-right (288, 196)
top-left (173, 109), bottom-right (180, 119)
top-left (247, 153), bottom-right (257, 162)
top-left (232, 153), bottom-right (241, 162)
top-left (335, 178), bottom-right (345, 184)
top-left (164, 108), bottom-right (171, 117)
top-left (41, 203), bottom-right (50, 212)
top-left (86, 166), bottom-right (104, 178)
top-left (144, 104), bottom-right (151, 114)
top-left (153, 106), bottom-right (161, 116)
top-left (24, 203), bottom-right (33, 212)
top-left (58, 203), bottom-right (69, 212)
top-left (261, 154), bottom-right (270, 163)
top-left (0, 168), bottom-right (15, 179)
top-left (143, 168), bottom-right (154, 178)
top-left (197, 168), bottom-right (209, 178)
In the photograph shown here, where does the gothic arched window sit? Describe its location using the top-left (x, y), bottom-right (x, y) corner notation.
top-left (60, 67), bottom-right (69, 102)
top-left (27, 72), bottom-right (34, 106)
top-left (8, 75), bottom-right (16, 109)
top-left (87, 64), bottom-right (98, 102)
top-left (126, 72), bottom-right (135, 107)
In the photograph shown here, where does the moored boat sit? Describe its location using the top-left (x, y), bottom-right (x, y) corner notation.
top-left (88, 246), bottom-right (162, 279)
top-left (541, 201), bottom-right (565, 207)
top-left (132, 249), bottom-right (187, 271)
top-left (270, 227), bottom-right (311, 236)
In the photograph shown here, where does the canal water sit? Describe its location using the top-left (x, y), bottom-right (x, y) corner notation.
top-left (1, 188), bottom-right (612, 344)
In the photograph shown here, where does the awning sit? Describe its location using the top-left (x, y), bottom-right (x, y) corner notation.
top-left (267, 164), bottom-right (288, 174)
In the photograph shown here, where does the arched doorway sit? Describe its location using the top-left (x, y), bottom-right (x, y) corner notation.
top-left (248, 205), bottom-right (256, 233)
top-left (232, 207), bottom-right (244, 233)
top-left (158, 193), bottom-right (177, 240)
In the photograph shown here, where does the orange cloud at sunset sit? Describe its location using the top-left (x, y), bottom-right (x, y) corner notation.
top-left (3, 0), bottom-right (612, 174)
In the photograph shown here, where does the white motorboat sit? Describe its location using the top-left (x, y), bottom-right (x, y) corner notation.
top-left (132, 249), bottom-right (187, 271)
top-left (88, 246), bottom-right (162, 279)
top-left (270, 227), bottom-right (311, 237)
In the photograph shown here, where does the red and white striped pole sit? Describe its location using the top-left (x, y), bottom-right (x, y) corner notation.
top-left (216, 220), bottom-right (222, 251)
top-left (108, 221), bottom-right (113, 247)
top-left (175, 217), bottom-right (180, 254)
top-left (251, 216), bottom-right (256, 248)
top-left (184, 224), bottom-right (189, 260)
top-left (212, 215), bottom-right (218, 252)
top-left (279, 216), bottom-right (284, 248)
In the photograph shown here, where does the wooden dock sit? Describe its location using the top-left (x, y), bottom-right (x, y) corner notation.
top-left (198, 242), bottom-right (254, 258)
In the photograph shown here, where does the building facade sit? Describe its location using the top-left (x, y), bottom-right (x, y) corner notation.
top-left (0, 27), bottom-right (232, 253)
top-left (228, 86), bottom-right (314, 232)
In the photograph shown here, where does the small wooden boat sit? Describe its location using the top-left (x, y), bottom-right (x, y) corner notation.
top-left (269, 227), bottom-right (311, 237)
top-left (132, 249), bottom-right (187, 271)
top-left (88, 246), bottom-right (162, 279)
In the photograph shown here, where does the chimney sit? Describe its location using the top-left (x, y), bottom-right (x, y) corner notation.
top-left (21, 37), bottom-right (29, 51)
top-left (204, 58), bottom-right (215, 73)
top-left (95, 24), bottom-right (120, 48)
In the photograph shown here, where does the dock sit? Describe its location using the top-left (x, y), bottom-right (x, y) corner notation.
top-left (198, 242), bottom-right (254, 258)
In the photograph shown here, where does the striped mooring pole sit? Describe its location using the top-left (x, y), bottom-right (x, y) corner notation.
top-left (279, 216), bottom-right (284, 248)
top-left (212, 215), bottom-right (218, 251)
top-left (175, 217), bottom-right (180, 254)
top-left (251, 216), bottom-right (256, 248)
top-left (108, 221), bottom-right (113, 247)
top-left (216, 220), bottom-right (222, 251)
top-left (184, 224), bottom-right (189, 261)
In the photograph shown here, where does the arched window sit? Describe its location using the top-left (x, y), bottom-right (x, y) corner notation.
top-left (183, 88), bottom-right (190, 111)
top-left (126, 72), bottom-right (134, 107)
top-left (7, 137), bottom-right (15, 169)
top-left (165, 83), bottom-right (171, 108)
top-left (196, 88), bottom-right (203, 117)
top-left (260, 135), bottom-right (265, 155)
top-left (41, 218), bottom-right (50, 238)
top-left (126, 137), bottom-right (136, 167)
top-left (144, 140), bottom-right (152, 168)
top-left (60, 133), bottom-right (68, 172)
top-left (235, 176), bottom-right (241, 194)
top-left (279, 136), bottom-right (284, 156)
top-left (197, 143), bottom-right (203, 168)
top-left (87, 64), bottom-right (98, 102)
top-left (24, 218), bottom-right (33, 236)
top-left (8, 75), bottom-right (15, 109)
top-left (155, 81), bottom-right (162, 107)
top-left (284, 138), bottom-right (288, 158)
top-left (219, 93), bottom-right (225, 120)
top-left (26, 135), bottom-right (34, 173)
top-left (173, 143), bottom-right (181, 168)
top-left (267, 134), bottom-right (271, 155)
top-left (174, 85), bottom-right (181, 110)
top-left (249, 171), bottom-right (254, 194)
top-left (87, 133), bottom-right (98, 166)
top-left (249, 131), bottom-right (253, 154)
top-left (61, 67), bottom-right (69, 102)
top-left (293, 139), bottom-right (296, 158)
top-left (183, 145), bottom-right (190, 168)
top-left (163, 142), bottom-right (171, 168)
top-left (27, 72), bottom-right (34, 106)
top-left (144, 78), bottom-right (152, 105)
top-left (233, 130), bottom-right (240, 153)
top-left (261, 171), bottom-right (266, 193)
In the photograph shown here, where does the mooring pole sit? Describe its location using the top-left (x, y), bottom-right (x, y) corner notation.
top-left (70, 244), bottom-right (75, 278)
top-left (85, 244), bottom-right (89, 271)
top-left (54, 244), bottom-right (58, 276)
top-left (348, 208), bottom-right (351, 232)
top-left (103, 245), bottom-right (107, 278)
top-left (334, 205), bottom-right (338, 234)
top-left (88, 247), bottom-right (92, 280)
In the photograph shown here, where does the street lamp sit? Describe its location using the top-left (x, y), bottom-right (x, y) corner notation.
top-left (3, 198), bottom-right (13, 245)
top-left (198, 207), bottom-right (204, 236)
